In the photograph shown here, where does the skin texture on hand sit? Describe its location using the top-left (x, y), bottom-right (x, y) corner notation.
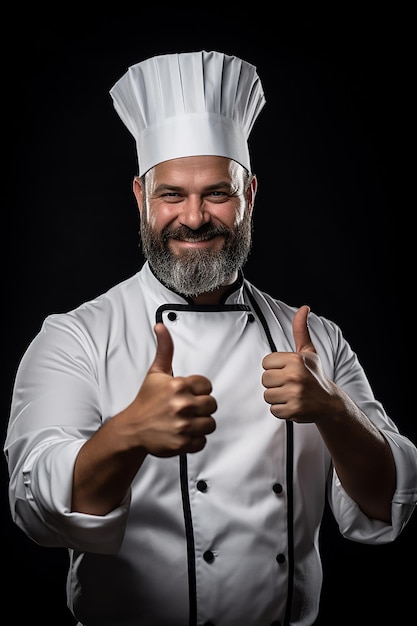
top-left (262, 305), bottom-right (337, 423)
top-left (119, 322), bottom-right (217, 457)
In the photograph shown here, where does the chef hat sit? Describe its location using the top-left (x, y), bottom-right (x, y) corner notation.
top-left (110, 50), bottom-right (266, 176)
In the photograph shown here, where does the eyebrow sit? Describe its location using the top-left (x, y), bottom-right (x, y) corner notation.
top-left (153, 181), bottom-right (234, 194)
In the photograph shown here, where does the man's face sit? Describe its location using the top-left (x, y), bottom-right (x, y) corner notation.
top-left (136, 156), bottom-right (256, 297)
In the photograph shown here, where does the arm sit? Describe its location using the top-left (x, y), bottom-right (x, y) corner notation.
top-left (314, 382), bottom-right (395, 522)
top-left (262, 305), bottom-right (396, 523)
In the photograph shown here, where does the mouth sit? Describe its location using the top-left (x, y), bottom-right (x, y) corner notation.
top-left (165, 230), bottom-right (227, 254)
top-left (170, 234), bottom-right (224, 248)
top-left (172, 233), bottom-right (217, 243)
top-left (164, 225), bottom-right (229, 249)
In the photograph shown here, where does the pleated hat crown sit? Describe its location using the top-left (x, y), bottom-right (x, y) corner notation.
top-left (110, 50), bottom-right (266, 176)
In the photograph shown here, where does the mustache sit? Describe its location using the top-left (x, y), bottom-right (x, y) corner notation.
top-left (162, 223), bottom-right (231, 242)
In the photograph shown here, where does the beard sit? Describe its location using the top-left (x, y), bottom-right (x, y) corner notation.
top-left (140, 210), bottom-right (253, 297)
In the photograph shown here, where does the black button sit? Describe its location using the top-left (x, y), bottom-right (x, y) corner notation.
top-left (197, 480), bottom-right (208, 492)
top-left (276, 553), bottom-right (286, 564)
top-left (167, 312), bottom-right (177, 321)
top-left (248, 313), bottom-right (255, 322)
top-left (203, 550), bottom-right (215, 563)
top-left (272, 483), bottom-right (283, 494)
top-left (271, 621), bottom-right (281, 626)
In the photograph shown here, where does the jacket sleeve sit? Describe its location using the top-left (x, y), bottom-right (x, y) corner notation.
top-left (311, 313), bottom-right (417, 543)
top-left (4, 314), bottom-right (131, 554)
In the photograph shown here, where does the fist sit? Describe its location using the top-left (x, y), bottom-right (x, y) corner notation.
top-left (129, 323), bottom-right (217, 456)
top-left (262, 306), bottom-right (333, 423)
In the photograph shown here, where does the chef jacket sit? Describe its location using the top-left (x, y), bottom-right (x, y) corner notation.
top-left (5, 261), bottom-right (417, 626)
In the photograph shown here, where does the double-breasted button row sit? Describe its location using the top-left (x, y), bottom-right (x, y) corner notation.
top-left (204, 620), bottom-right (282, 626)
top-left (203, 621), bottom-right (281, 625)
top-left (197, 480), bottom-right (283, 495)
top-left (165, 311), bottom-right (256, 323)
top-left (203, 547), bottom-right (286, 566)
top-left (198, 476), bottom-right (286, 604)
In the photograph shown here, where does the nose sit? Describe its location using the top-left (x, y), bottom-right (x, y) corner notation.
top-left (178, 196), bottom-right (210, 230)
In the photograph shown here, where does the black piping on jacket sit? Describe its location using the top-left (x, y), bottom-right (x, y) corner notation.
top-left (155, 288), bottom-right (295, 626)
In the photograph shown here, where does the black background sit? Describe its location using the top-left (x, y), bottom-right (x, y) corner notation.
top-left (3, 9), bottom-right (414, 625)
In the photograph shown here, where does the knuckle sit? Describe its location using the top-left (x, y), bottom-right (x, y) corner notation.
top-left (171, 376), bottom-right (187, 393)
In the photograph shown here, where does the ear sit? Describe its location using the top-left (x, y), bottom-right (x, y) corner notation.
top-left (133, 176), bottom-right (144, 216)
top-left (246, 174), bottom-right (258, 214)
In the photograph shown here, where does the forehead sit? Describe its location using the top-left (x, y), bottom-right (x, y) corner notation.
top-left (146, 155), bottom-right (245, 187)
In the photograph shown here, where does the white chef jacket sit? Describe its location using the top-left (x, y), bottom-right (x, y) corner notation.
top-left (5, 261), bottom-right (417, 626)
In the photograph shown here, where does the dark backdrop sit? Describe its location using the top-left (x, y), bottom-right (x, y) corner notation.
top-left (4, 10), bottom-right (414, 625)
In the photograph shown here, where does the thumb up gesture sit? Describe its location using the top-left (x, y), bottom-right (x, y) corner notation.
top-left (262, 305), bottom-right (334, 423)
top-left (129, 323), bottom-right (217, 457)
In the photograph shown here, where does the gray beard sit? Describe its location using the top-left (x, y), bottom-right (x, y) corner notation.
top-left (140, 212), bottom-right (253, 297)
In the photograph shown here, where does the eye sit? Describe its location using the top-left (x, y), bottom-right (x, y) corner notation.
top-left (159, 192), bottom-right (183, 203)
top-left (207, 191), bottom-right (229, 202)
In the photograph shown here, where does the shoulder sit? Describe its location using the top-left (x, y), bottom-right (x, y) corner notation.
top-left (20, 273), bottom-right (145, 365)
top-left (45, 272), bottom-right (142, 328)
top-left (244, 279), bottom-right (346, 354)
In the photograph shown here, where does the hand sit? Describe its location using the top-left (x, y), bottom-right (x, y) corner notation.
top-left (262, 305), bottom-right (335, 423)
top-left (125, 323), bottom-right (217, 456)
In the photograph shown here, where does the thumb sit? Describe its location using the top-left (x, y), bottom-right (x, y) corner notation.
top-left (149, 323), bottom-right (174, 375)
top-left (292, 305), bottom-right (316, 353)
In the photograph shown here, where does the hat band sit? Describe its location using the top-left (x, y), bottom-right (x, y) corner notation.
top-left (136, 112), bottom-right (250, 176)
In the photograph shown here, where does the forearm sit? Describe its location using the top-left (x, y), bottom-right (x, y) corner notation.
top-left (72, 412), bottom-right (147, 516)
top-left (316, 387), bottom-right (396, 523)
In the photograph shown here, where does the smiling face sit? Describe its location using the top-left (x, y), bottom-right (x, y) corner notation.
top-left (133, 155), bottom-right (257, 301)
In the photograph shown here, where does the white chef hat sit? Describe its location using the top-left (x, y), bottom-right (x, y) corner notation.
top-left (109, 50), bottom-right (266, 176)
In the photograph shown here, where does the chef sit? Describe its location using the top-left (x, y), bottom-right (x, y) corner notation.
top-left (5, 50), bottom-right (417, 626)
